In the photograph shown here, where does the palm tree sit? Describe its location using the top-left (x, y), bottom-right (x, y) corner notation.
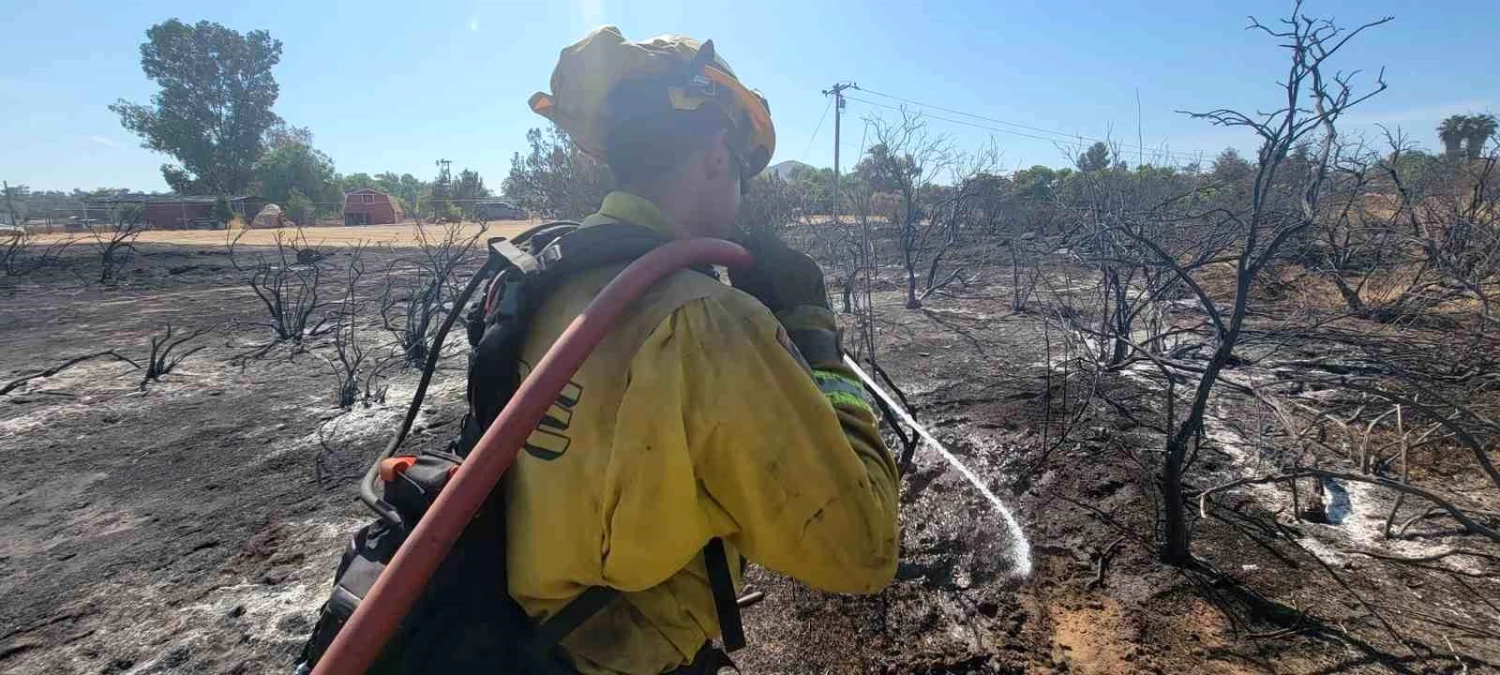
top-left (1463, 114), bottom-right (1497, 159)
top-left (1438, 115), bottom-right (1469, 158)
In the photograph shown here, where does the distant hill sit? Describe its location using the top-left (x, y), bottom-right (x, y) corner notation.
top-left (767, 160), bottom-right (815, 180)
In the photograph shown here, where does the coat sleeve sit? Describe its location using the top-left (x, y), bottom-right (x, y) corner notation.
top-left (624, 289), bottom-right (900, 594)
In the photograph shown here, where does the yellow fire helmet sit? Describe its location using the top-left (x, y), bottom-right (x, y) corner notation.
top-left (529, 26), bottom-right (776, 177)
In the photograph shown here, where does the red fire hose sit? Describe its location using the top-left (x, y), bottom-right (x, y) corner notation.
top-left (312, 238), bottom-right (753, 675)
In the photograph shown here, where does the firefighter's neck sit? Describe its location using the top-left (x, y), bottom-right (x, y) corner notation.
top-left (638, 186), bottom-right (708, 239)
top-left (638, 171), bottom-right (736, 239)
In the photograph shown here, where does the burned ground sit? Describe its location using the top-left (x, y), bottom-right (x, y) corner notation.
top-left (2, 238), bottom-right (1497, 675)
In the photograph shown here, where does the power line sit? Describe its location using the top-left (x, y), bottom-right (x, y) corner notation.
top-left (805, 96), bottom-right (833, 156)
top-left (848, 94), bottom-right (1205, 164)
top-left (849, 85), bottom-right (1208, 164)
top-left (855, 86), bottom-right (1086, 142)
top-left (846, 95), bottom-right (1208, 167)
top-left (844, 95), bottom-right (1071, 145)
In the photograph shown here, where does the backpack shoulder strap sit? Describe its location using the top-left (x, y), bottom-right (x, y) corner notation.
top-left (525, 539), bottom-right (744, 660)
top-left (704, 538), bottom-right (746, 652)
top-left (483, 219), bottom-right (585, 283)
top-left (532, 222), bottom-right (669, 279)
top-left (525, 585), bottom-right (620, 661)
top-left (478, 221), bottom-right (669, 321)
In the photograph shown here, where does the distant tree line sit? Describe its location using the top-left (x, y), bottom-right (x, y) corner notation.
top-left (12, 16), bottom-right (1494, 234)
top-left (90, 18), bottom-right (495, 225)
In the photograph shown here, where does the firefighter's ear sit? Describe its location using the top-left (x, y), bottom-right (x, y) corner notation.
top-left (698, 129), bottom-right (732, 183)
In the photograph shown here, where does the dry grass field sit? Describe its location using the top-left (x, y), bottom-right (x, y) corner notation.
top-left (32, 220), bottom-right (542, 248)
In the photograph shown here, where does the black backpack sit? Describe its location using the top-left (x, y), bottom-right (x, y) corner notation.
top-left (296, 222), bottom-right (745, 674)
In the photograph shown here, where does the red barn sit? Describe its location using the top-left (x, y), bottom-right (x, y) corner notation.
top-left (344, 189), bottom-right (404, 225)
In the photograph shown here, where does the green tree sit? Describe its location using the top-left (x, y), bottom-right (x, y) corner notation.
top-left (853, 143), bottom-right (918, 195)
top-left (1008, 165), bottom-right (1058, 202)
top-left (253, 141), bottom-right (339, 207)
top-left (1435, 114), bottom-right (1495, 159)
top-left (453, 169), bottom-right (490, 216)
top-left (1385, 147), bottom-right (1440, 193)
top-left (1076, 141), bottom-right (1112, 172)
top-left (110, 19), bottom-right (283, 194)
top-left (1210, 148), bottom-right (1253, 183)
top-left (429, 161), bottom-right (454, 220)
top-left (375, 172), bottom-right (424, 215)
top-left (783, 164), bottom-right (867, 215)
top-left (1206, 148), bottom-right (1254, 206)
top-left (211, 196), bottom-right (234, 226)
top-left (502, 126), bottom-right (614, 219)
top-left (265, 123), bottom-right (313, 152)
top-left (11, 188), bottom-right (77, 222)
top-left (284, 189), bottom-right (314, 226)
top-left (341, 172), bottom-right (379, 193)
top-left (1438, 115), bottom-right (1468, 158)
top-left (1002, 165), bottom-right (1065, 234)
top-left (3, 184), bottom-right (30, 224)
top-left (1464, 114), bottom-right (1497, 158)
top-left (373, 172), bottom-right (401, 197)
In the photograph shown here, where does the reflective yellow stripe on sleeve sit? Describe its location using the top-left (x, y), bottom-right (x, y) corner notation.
top-left (812, 370), bottom-right (873, 412)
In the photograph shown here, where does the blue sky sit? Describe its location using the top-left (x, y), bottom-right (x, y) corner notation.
top-left (1, 0), bottom-right (1494, 192)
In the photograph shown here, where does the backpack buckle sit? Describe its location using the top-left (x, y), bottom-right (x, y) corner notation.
top-left (538, 240), bottom-right (565, 269)
top-left (489, 238), bottom-right (540, 275)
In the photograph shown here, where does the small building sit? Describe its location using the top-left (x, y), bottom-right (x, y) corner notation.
top-left (46, 206), bottom-right (116, 232)
top-left (473, 200), bottom-right (528, 221)
top-left (141, 195), bottom-right (266, 229)
top-left (84, 194), bottom-right (267, 230)
top-left (344, 189), bottom-right (404, 226)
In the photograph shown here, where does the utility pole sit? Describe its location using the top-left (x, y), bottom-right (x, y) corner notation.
top-left (822, 82), bottom-right (855, 227)
top-left (2, 181), bottom-right (18, 227)
top-left (433, 159), bottom-right (453, 221)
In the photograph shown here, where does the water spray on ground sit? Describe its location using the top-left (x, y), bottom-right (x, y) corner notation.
top-left (844, 355), bottom-right (1033, 579)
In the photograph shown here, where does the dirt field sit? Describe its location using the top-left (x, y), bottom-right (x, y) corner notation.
top-left (2, 237), bottom-right (1497, 674)
top-left (31, 220), bottom-right (538, 248)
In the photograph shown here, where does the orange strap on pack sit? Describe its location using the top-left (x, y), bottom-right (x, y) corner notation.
top-left (378, 457), bottom-right (418, 482)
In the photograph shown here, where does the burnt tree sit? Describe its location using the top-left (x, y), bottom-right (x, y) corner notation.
top-left (231, 227), bottom-right (332, 345)
top-left (1147, 4), bottom-right (1392, 564)
top-left (377, 222), bottom-right (487, 368)
top-left (140, 323), bottom-right (213, 389)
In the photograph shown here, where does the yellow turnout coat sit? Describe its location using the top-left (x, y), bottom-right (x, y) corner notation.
top-left (505, 192), bottom-right (900, 674)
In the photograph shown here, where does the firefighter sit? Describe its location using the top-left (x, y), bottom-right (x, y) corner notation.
top-left (512, 27), bottom-right (900, 674)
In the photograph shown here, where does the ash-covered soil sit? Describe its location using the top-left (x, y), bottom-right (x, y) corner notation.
top-left (2, 242), bottom-right (1496, 674)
